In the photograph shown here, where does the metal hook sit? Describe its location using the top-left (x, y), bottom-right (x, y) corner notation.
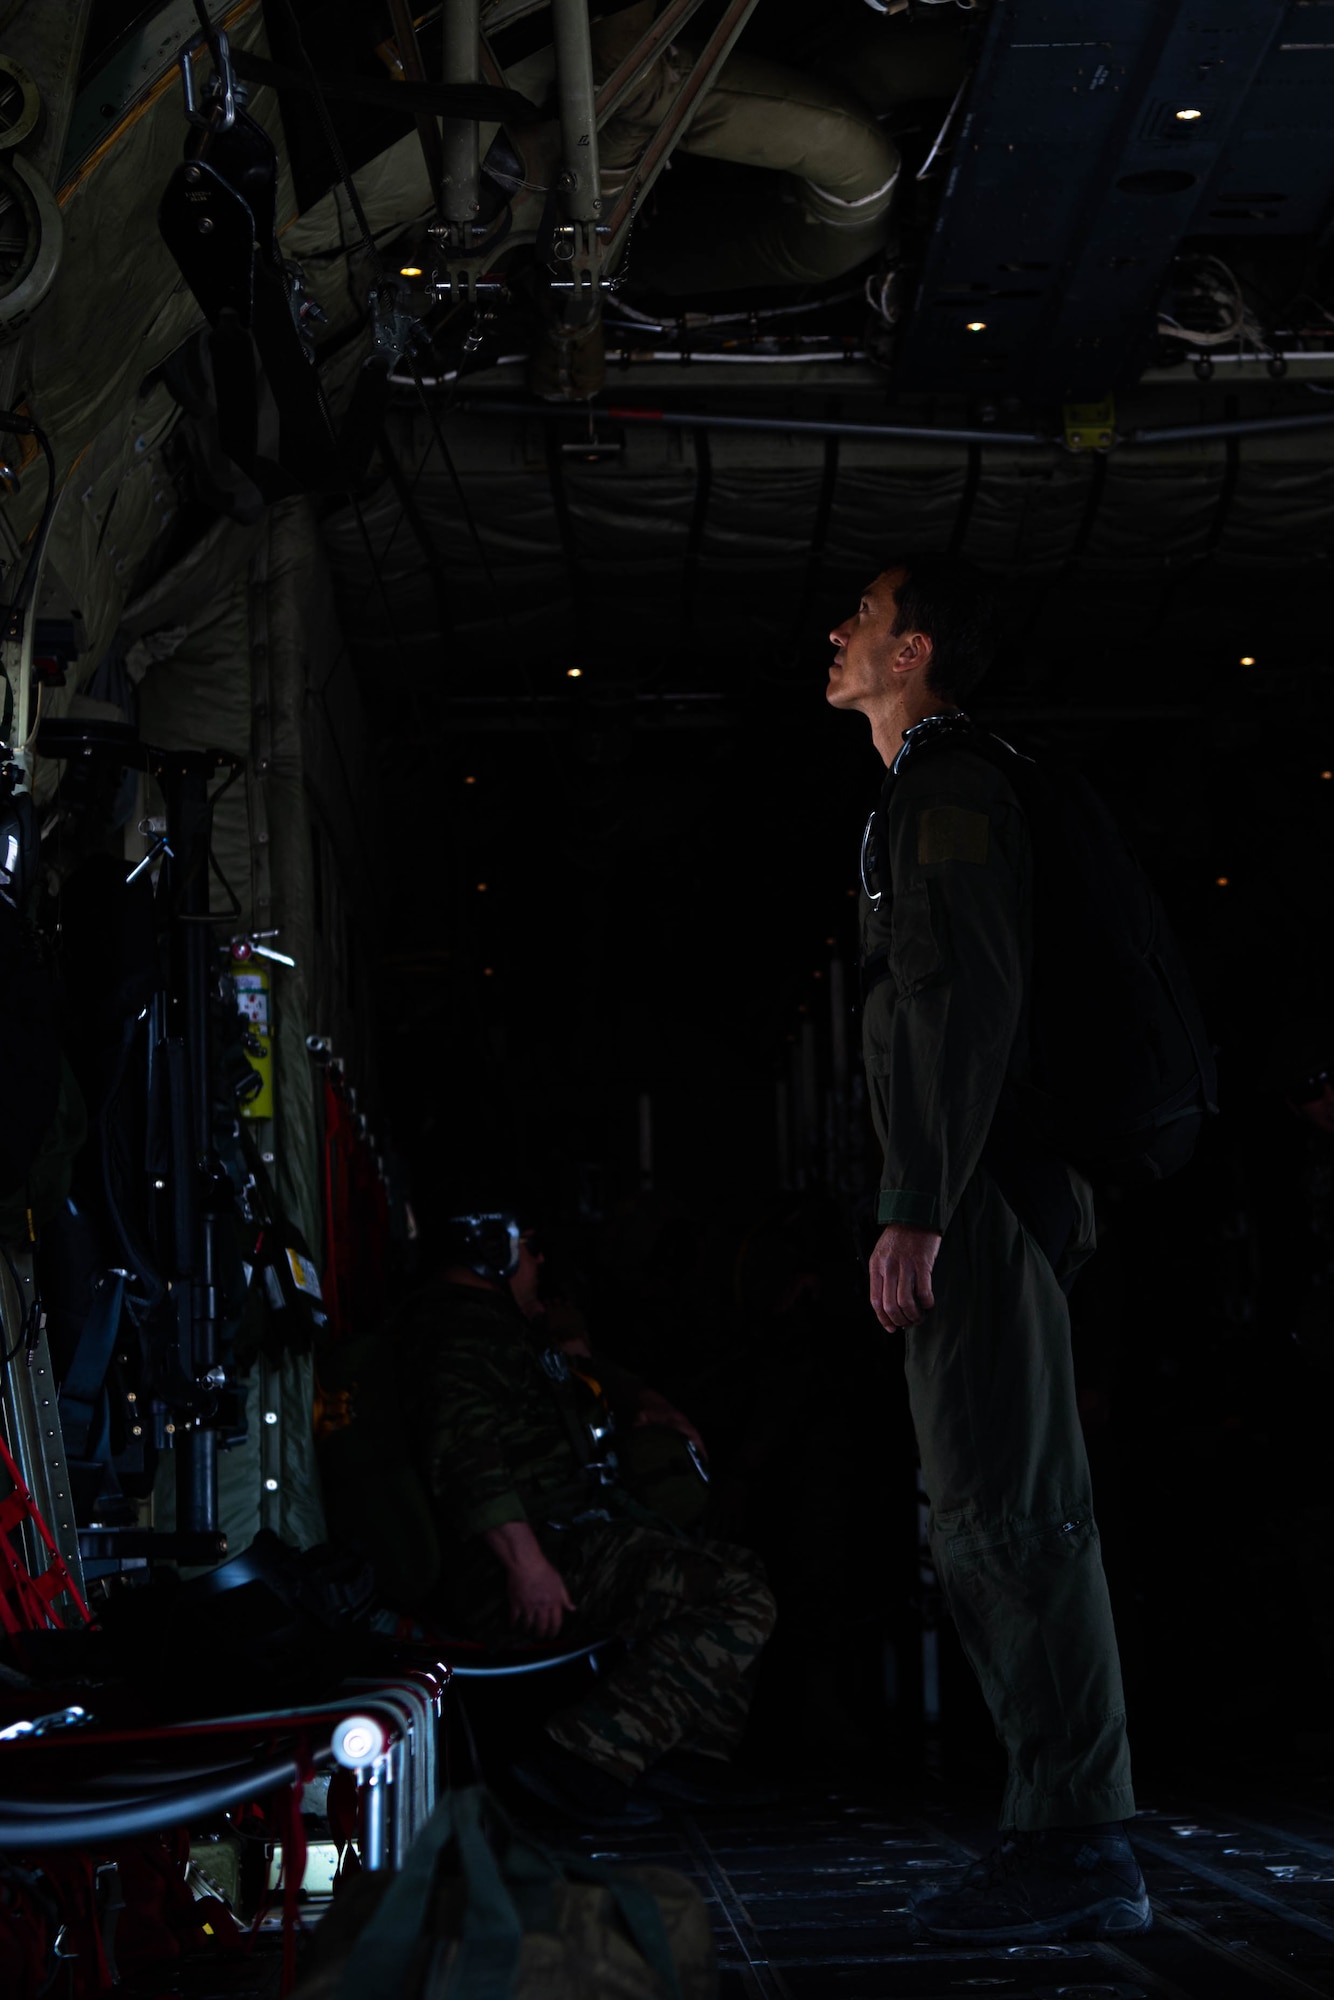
top-left (178, 28), bottom-right (237, 133)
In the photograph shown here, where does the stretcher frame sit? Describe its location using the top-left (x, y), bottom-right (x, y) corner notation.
top-left (434, 0), bottom-right (761, 300)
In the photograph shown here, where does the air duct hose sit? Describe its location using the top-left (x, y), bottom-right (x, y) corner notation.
top-left (0, 1749), bottom-right (320, 1849)
top-left (600, 46), bottom-right (901, 294)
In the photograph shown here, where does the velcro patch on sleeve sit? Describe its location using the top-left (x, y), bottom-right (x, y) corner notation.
top-left (916, 805), bottom-right (990, 865)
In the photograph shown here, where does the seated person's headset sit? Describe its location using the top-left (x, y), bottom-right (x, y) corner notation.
top-left (443, 1210), bottom-right (523, 1287)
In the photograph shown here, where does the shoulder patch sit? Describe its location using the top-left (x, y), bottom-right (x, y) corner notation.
top-left (917, 805), bottom-right (990, 865)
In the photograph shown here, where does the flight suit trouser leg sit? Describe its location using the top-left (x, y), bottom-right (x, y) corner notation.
top-left (904, 1166), bottom-right (1135, 1833)
top-left (539, 1521), bottom-right (777, 1783)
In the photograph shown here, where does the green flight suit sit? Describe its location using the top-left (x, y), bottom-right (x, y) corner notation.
top-left (398, 1285), bottom-right (775, 1782)
top-left (860, 730), bottom-right (1135, 1832)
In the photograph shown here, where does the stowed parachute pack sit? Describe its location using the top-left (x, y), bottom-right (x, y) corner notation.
top-left (864, 714), bottom-right (1217, 1182)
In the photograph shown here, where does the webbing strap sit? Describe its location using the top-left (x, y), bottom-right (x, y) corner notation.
top-left (337, 1785), bottom-right (683, 2000)
top-left (57, 1270), bottom-right (123, 1461)
top-left (0, 1436), bottom-right (93, 1631)
top-left (337, 1787), bottom-right (521, 2000)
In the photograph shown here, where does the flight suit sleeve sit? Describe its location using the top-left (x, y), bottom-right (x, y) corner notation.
top-left (425, 1339), bottom-right (528, 1538)
top-left (865, 772), bottom-right (1028, 1236)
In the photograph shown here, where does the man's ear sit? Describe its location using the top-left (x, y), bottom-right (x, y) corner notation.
top-left (889, 629), bottom-right (933, 678)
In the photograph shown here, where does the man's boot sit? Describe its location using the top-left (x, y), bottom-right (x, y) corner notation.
top-left (509, 1738), bottom-right (662, 1830)
top-left (912, 1825), bottom-right (1152, 1944)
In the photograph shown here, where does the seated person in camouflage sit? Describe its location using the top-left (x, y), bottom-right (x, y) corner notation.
top-left (397, 1205), bottom-right (777, 1830)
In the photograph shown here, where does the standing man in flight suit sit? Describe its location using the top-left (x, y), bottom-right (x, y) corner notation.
top-left (826, 555), bottom-right (1150, 1944)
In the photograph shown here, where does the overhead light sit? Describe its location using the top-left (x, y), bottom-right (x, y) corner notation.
top-left (399, 264), bottom-right (424, 278)
top-left (567, 667), bottom-right (583, 679)
top-left (1174, 108), bottom-right (1203, 122)
top-left (1239, 654), bottom-right (1255, 666)
top-left (483, 966), bottom-right (495, 977)
top-left (476, 882), bottom-right (488, 893)
top-left (966, 320), bottom-right (987, 332)
top-left (464, 775), bottom-right (476, 786)
top-left (1215, 875), bottom-right (1230, 887)
top-left (1322, 771), bottom-right (1333, 782)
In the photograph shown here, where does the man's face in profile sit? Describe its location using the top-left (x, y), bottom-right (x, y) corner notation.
top-left (826, 569), bottom-right (907, 714)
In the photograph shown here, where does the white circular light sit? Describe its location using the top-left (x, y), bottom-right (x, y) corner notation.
top-left (333, 1715), bottom-right (387, 1768)
top-left (1175, 108), bottom-right (1202, 122)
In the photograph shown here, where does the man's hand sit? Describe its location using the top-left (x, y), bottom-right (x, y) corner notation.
top-left (631, 1389), bottom-right (707, 1458)
top-left (869, 1224), bottom-right (943, 1333)
top-left (507, 1552), bottom-right (575, 1640)
top-left (482, 1519), bottom-right (576, 1640)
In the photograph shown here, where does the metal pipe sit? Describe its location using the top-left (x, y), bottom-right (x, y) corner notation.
top-left (359, 1761), bottom-right (388, 1871)
top-left (445, 1639), bottom-right (604, 1677)
top-left (1126, 409), bottom-right (1334, 445)
top-left (458, 397), bottom-right (1052, 446)
top-left (457, 396), bottom-right (1334, 451)
top-left (441, 0), bottom-right (481, 226)
top-left (387, 0), bottom-right (445, 209)
top-left (550, 0), bottom-right (601, 222)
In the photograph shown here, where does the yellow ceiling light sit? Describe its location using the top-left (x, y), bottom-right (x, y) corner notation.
top-left (1175, 108), bottom-right (1203, 122)
top-left (966, 320), bottom-right (987, 332)
top-left (1239, 655), bottom-right (1255, 666)
top-left (1215, 875), bottom-right (1230, 887)
top-left (399, 264), bottom-right (424, 278)
top-left (567, 666), bottom-right (583, 679)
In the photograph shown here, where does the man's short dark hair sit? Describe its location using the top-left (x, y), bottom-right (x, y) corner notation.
top-left (884, 552), bottom-right (998, 705)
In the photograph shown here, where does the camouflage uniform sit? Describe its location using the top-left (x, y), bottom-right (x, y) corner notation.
top-left (399, 1284), bottom-right (775, 1781)
top-left (861, 730), bottom-right (1134, 1832)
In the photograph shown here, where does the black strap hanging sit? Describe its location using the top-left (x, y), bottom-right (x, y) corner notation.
top-left (158, 24), bottom-right (427, 498)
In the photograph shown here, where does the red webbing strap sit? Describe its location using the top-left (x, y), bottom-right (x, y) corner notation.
top-left (0, 1434), bottom-right (94, 1630)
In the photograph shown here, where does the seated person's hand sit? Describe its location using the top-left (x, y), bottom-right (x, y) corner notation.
top-left (507, 1549), bottom-right (576, 1641)
top-left (632, 1389), bottom-right (707, 1460)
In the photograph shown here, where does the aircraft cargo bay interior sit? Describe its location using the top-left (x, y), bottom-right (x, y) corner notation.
top-left (1, 3), bottom-right (1334, 1996)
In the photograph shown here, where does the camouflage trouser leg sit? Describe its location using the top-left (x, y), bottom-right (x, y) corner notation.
top-left (539, 1522), bottom-right (777, 1782)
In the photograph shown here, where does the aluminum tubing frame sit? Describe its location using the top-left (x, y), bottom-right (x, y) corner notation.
top-left (599, 0), bottom-right (761, 261)
top-left (442, 0), bottom-right (483, 229)
top-left (345, 1686), bottom-right (423, 1870)
top-left (592, 0), bottom-right (711, 127)
top-left (0, 1669), bottom-right (451, 1874)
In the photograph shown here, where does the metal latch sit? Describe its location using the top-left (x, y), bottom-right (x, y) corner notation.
top-left (1062, 398), bottom-right (1116, 452)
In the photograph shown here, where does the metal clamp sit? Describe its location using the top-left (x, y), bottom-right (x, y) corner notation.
top-left (547, 222), bottom-right (618, 297)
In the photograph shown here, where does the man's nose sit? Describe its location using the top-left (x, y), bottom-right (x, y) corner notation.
top-left (830, 620), bottom-right (849, 648)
